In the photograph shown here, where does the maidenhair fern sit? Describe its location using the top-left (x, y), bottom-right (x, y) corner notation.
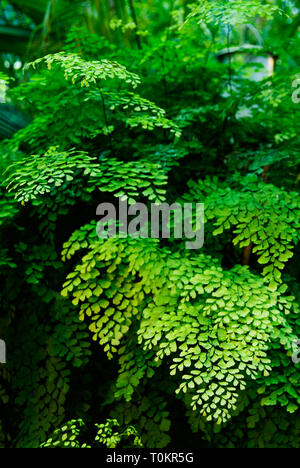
top-left (61, 232), bottom-right (296, 425)
top-left (5, 147), bottom-right (168, 205)
top-left (0, 0), bottom-right (299, 449)
top-left (27, 53), bottom-right (142, 88)
top-left (183, 176), bottom-right (300, 285)
top-left (185, 0), bottom-right (283, 27)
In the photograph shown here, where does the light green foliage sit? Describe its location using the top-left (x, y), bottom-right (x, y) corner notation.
top-left (4, 52), bottom-right (180, 152)
top-left (5, 148), bottom-right (97, 204)
top-left (183, 176), bottom-right (300, 285)
top-left (186, 0), bottom-right (282, 27)
top-left (100, 90), bottom-right (182, 137)
top-left (40, 418), bottom-right (142, 448)
top-left (5, 147), bottom-right (168, 205)
top-left (27, 53), bottom-right (141, 89)
top-left (61, 232), bottom-right (296, 425)
top-left (94, 419), bottom-right (142, 448)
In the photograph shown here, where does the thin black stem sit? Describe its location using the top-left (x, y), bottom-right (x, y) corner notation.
top-left (128, 0), bottom-right (142, 50)
top-left (100, 90), bottom-right (114, 156)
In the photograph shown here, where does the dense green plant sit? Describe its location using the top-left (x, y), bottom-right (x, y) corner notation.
top-left (0, 0), bottom-right (299, 449)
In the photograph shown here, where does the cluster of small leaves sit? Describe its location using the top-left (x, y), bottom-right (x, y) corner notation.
top-left (5, 146), bottom-right (169, 206)
top-left (183, 176), bottom-right (300, 285)
top-left (5, 53), bottom-right (180, 153)
top-left (87, 156), bottom-right (168, 204)
top-left (4, 86), bottom-right (180, 151)
top-left (40, 418), bottom-right (142, 448)
top-left (95, 419), bottom-right (142, 448)
top-left (217, 357), bottom-right (300, 448)
top-left (254, 287), bottom-right (300, 415)
top-left (61, 231), bottom-right (295, 424)
top-left (26, 53), bottom-right (141, 89)
top-left (185, 0), bottom-right (282, 27)
top-left (5, 147), bottom-right (97, 204)
top-left (62, 233), bottom-right (146, 359)
top-left (95, 90), bottom-right (182, 138)
top-left (40, 419), bottom-right (86, 448)
top-left (185, 285), bottom-right (300, 447)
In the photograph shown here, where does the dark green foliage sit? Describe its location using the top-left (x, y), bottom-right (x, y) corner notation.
top-left (0, 0), bottom-right (299, 449)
